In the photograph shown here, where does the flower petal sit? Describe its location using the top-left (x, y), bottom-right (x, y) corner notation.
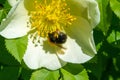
top-left (66, 0), bottom-right (100, 28)
top-left (59, 0), bottom-right (100, 63)
top-left (23, 36), bottom-right (64, 70)
top-left (65, 16), bottom-right (96, 57)
top-left (8, 0), bottom-right (19, 6)
top-left (0, 0), bottom-right (29, 39)
top-left (57, 37), bottom-right (93, 63)
top-left (85, 0), bottom-right (100, 27)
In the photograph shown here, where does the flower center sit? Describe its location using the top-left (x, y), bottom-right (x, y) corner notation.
top-left (28, 0), bottom-right (76, 45)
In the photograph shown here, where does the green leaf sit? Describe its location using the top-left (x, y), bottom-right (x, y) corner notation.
top-left (0, 0), bottom-right (6, 4)
top-left (5, 36), bottom-right (28, 63)
top-left (0, 66), bottom-right (19, 80)
top-left (0, 9), bottom-right (4, 22)
top-left (74, 69), bottom-right (89, 80)
top-left (30, 69), bottom-right (59, 80)
top-left (61, 69), bottom-right (76, 80)
top-left (63, 63), bottom-right (84, 75)
top-left (107, 31), bottom-right (120, 52)
top-left (18, 68), bottom-right (33, 80)
top-left (96, 0), bottom-right (112, 34)
top-left (93, 28), bottom-right (104, 45)
top-left (107, 30), bottom-right (116, 43)
top-left (0, 9), bottom-right (7, 23)
top-left (0, 36), bottom-right (19, 65)
top-left (61, 69), bottom-right (89, 80)
top-left (0, 0), bottom-right (11, 31)
top-left (110, 0), bottom-right (120, 19)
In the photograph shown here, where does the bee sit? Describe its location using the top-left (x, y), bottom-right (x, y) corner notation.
top-left (48, 31), bottom-right (67, 49)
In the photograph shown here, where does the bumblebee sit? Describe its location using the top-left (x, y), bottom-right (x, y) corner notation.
top-left (48, 31), bottom-right (67, 49)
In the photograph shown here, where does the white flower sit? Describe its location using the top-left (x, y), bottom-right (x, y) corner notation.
top-left (0, 0), bottom-right (100, 70)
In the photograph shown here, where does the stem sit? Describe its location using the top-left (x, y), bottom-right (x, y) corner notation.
top-left (58, 69), bottom-right (64, 80)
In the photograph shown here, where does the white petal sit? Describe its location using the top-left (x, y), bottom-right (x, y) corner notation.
top-left (85, 0), bottom-right (100, 27)
top-left (58, 37), bottom-right (93, 63)
top-left (58, 17), bottom-right (96, 63)
top-left (0, 0), bottom-right (29, 39)
top-left (8, 0), bottom-right (19, 6)
top-left (67, 0), bottom-right (100, 28)
top-left (64, 16), bottom-right (96, 57)
top-left (23, 36), bottom-right (63, 70)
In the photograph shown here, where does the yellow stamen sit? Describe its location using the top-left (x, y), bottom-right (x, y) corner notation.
top-left (29, 0), bottom-right (76, 38)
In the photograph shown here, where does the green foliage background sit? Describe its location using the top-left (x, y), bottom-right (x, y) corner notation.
top-left (0, 0), bottom-right (120, 80)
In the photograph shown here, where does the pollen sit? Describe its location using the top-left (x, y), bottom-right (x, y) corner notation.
top-left (28, 0), bottom-right (76, 39)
